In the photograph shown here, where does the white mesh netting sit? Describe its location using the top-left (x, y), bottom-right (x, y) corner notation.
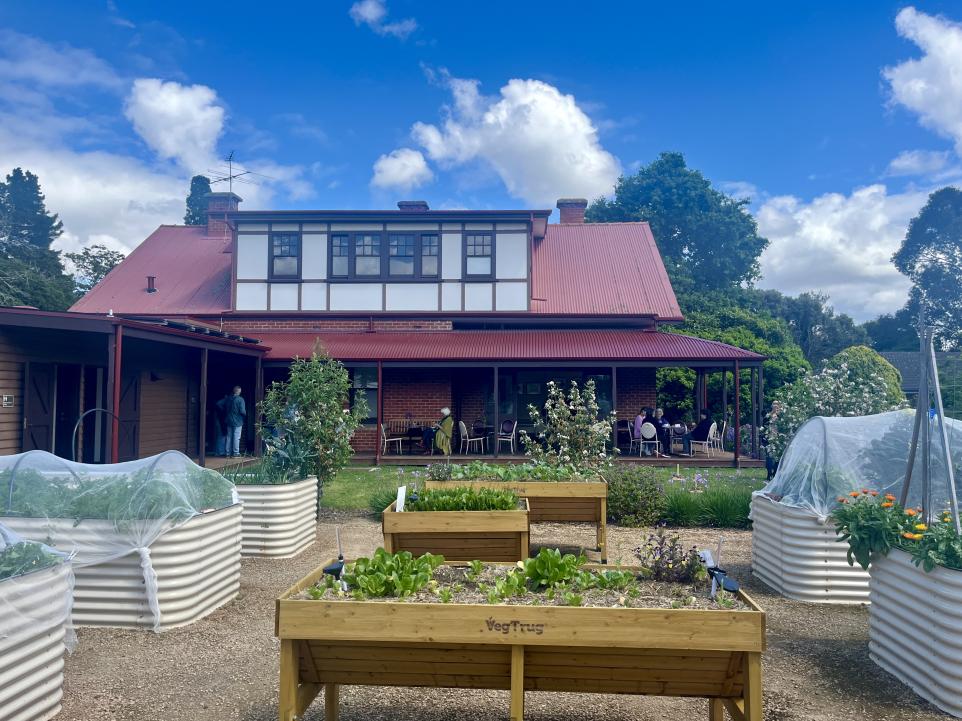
top-left (0, 450), bottom-right (237, 630)
top-left (756, 409), bottom-right (962, 520)
top-left (0, 521), bottom-right (76, 652)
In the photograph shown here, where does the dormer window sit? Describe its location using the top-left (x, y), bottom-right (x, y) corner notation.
top-left (389, 234), bottom-right (415, 276)
top-left (355, 234), bottom-right (381, 276)
top-left (270, 233), bottom-right (300, 279)
top-left (331, 235), bottom-right (349, 277)
top-left (328, 231), bottom-right (443, 280)
top-left (465, 233), bottom-right (493, 277)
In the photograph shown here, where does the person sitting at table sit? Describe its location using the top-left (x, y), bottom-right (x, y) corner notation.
top-left (654, 408), bottom-right (673, 456)
top-left (635, 407), bottom-right (658, 456)
top-left (422, 407), bottom-right (454, 455)
top-left (681, 410), bottom-right (713, 455)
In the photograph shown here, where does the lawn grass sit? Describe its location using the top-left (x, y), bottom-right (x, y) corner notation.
top-left (320, 462), bottom-right (767, 512)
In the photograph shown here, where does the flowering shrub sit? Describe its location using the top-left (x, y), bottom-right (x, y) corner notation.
top-left (519, 379), bottom-right (616, 473)
top-left (634, 528), bottom-right (707, 583)
top-left (766, 348), bottom-right (906, 460)
top-left (833, 491), bottom-right (961, 572)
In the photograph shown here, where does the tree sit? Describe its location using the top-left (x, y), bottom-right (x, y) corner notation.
top-left (184, 175), bottom-right (212, 226)
top-left (0, 167), bottom-right (74, 310)
top-left (586, 152), bottom-right (769, 290)
top-left (892, 187), bottom-right (962, 349)
top-left (823, 346), bottom-right (904, 409)
top-left (0, 168), bottom-right (63, 253)
top-left (65, 244), bottom-right (126, 295)
top-left (863, 303), bottom-right (920, 352)
top-left (258, 352), bottom-right (366, 485)
top-left (750, 289), bottom-right (869, 366)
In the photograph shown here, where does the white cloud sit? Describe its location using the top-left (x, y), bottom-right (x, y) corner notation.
top-left (0, 29), bottom-right (121, 89)
top-left (756, 184), bottom-right (929, 320)
top-left (371, 148), bottom-right (433, 191)
top-left (124, 78), bottom-right (224, 171)
top-left (402, 73), bottom-right (621, 206)
top-left (0, 32), bottom-right (315, 258)
top-left (884, 7), bottom-right (962, 155)
top-left (349, 0), bottom-right (417, 39)
top-left (886, 148), bottom-right (951, 176)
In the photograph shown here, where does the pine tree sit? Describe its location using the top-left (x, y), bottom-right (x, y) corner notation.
top-left (184, 175), bottom-right (212, 225)
top-left (0, 167), bottom-right (75, 310)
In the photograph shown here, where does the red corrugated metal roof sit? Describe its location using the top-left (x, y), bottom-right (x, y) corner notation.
top-left (253, 329), bottom-right (763, 362)
top-left (70, 226), bottom-right (232, 315)
top-left (70, 220), bottom-right (682, 320)
top-left (532, 223), bottom-right (682, 320)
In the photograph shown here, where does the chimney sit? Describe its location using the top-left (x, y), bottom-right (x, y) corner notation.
top-left (556, 197), bottom-right (587, 224)
top-left (397, 200), bottom-right (429, 212)
top-left (206, 191), bottom-right (242, 236)
top-left (146, 276), bottom-right (157, 293)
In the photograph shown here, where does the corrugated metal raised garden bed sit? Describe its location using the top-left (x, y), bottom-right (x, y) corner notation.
top-left (235, 476), bottom-right (318, 558)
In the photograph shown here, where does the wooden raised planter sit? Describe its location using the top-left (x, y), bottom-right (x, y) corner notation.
top-left (276, 560), bottom-right (766, 721)
top-left (235, 476), bottom-right (318, 558)
top-left (869, 548), bottom-right (962, 717)
top-left (0, 560), bottom-right (72, 721)
top-left (1, 504), bottom-right (242, 630)
top-left (382, 499), bottom-right (530, 562)
top-left (425, 480), bottom-right (608, 562)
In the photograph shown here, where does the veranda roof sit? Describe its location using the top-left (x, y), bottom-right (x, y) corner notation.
top-left (253, 329), bottom-right (765, 363)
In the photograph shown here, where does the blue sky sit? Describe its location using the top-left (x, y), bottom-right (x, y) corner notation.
top-left (1, 1), bottom-right (962, 319)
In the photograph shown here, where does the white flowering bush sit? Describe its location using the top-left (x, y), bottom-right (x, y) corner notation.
top-left (519, 379), bottom-right (616, 472)
top-left (766, 359), bottom-right (905, 461)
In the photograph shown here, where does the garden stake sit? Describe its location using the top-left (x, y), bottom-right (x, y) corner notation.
top-left (322, 527), bottom-right (345, 580)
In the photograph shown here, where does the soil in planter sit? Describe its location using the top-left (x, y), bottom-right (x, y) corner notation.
top-left (296, 562), bottom-right (743, 611)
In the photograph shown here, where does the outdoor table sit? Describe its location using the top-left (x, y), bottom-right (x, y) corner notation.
top-left (404, 425), bottom-right (427, 455)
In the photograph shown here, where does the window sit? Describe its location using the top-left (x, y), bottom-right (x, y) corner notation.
top-left (331, 235), bottom-right (349, 277)
top-left (389, 234), bottom-right (415, 276)
top-left (271, 233), bottom-right (300, 278)
top-left (327, 232), bottom-right (443, 280)
top-left (421, 234), bottom-right (439, 277)
top-left (350, 367), bottom-right (378, 423)
top-left (465, 233), bottom-right (493, 276)
top-left (355, 235), bottom-right (380, 276)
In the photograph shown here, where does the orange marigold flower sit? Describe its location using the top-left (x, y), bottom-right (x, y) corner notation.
top-left (881, 502), bottom-right (894, 508)
top-left (902, 532), bottom-right (923, 540)
top-left (861, 489), bottom-right (870, 494)
top-left (914, 523), bottom-right (928, 531)
top-left (837, 496), bottom-right (847, 503)
top-left (885, 494), bottom-right (896, 501)
top-left (869, 491), bottom-right (879, 496)
top-left (943, 514), bottom-right (953, 522)
top-left (905, 509), bottom-right (918, 516)
top-left (849, 491), bottom-right (860, 498)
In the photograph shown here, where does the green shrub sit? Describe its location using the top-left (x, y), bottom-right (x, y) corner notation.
top-left (406, 486), bottom-right (519, 512)
top-left (604, 466), bottom-right (666, 527)
top-left (368, 487), bottom-right (400, 516)
top-left (663, 484), bottom-right (702, 526)
top-left (699, 484), bottom-right (755, 529)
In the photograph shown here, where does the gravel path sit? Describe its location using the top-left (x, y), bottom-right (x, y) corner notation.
top-left (57, 513), bottom-right (948, 721)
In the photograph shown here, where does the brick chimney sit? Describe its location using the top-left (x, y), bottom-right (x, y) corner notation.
top-left (397, 200), bottom-right (429, 212)
top-left (556, 198), bottom-right (587, 224)
top-left (206, 192), bottom-right (242, 236)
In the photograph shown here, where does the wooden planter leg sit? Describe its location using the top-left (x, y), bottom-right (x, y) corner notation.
top-left (708, 698), bottom-right (725, 721)
top-left (742, 652), bottom-right (762, 721)
top-left (324, 683), bottom-right (339, 721)
top-left (597, 500), bottom-right (608, 563)
top-left (279, 639), bottom-right (299, 721)
top-left (510, 645), bottom-right (525, 721)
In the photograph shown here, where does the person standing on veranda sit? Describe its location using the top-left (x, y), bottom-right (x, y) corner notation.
top-left (225, 385), bottom-right (247, 458)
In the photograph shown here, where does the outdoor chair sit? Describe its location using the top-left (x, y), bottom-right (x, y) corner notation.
top-left (640, 421), bottom-right (661, 457)
top-left (458, 420), bottom-right (486, 454)
top-left (381, 423), bottom-right (404, 455)
top-left (712, 420), bottom-right (727, 453)
top-left (497, 419), bottom-right (518, 454)
top-left (690, 422), bottom-right (718, 457)
top-left (629, 431), bottom-right (642, 456)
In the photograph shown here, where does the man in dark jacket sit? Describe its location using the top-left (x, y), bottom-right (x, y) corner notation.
top-left (225, 386), bottom-right (246, 458)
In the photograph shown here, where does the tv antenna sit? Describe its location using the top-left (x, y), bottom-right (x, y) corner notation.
top-left (208, 151), bottom-right (276, 193)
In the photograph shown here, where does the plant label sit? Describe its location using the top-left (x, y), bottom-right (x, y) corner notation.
top-left (396, 485), bottom-right (406, 512)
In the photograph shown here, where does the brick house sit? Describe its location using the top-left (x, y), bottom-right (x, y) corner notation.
top-left (70, 193), bottom-right (765, 465)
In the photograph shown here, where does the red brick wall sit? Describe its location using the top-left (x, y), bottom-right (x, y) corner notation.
top-left (223, 318), bottom-right (452, 332)
top-left (617, 367), bottom-right (656, 419)
top-left (382, 368), bottom-right (452, 422)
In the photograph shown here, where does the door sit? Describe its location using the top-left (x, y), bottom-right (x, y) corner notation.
top-left (23, 362), bottom-right (55, 451)
top-left (117, 373), bottom-right (140, 461)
